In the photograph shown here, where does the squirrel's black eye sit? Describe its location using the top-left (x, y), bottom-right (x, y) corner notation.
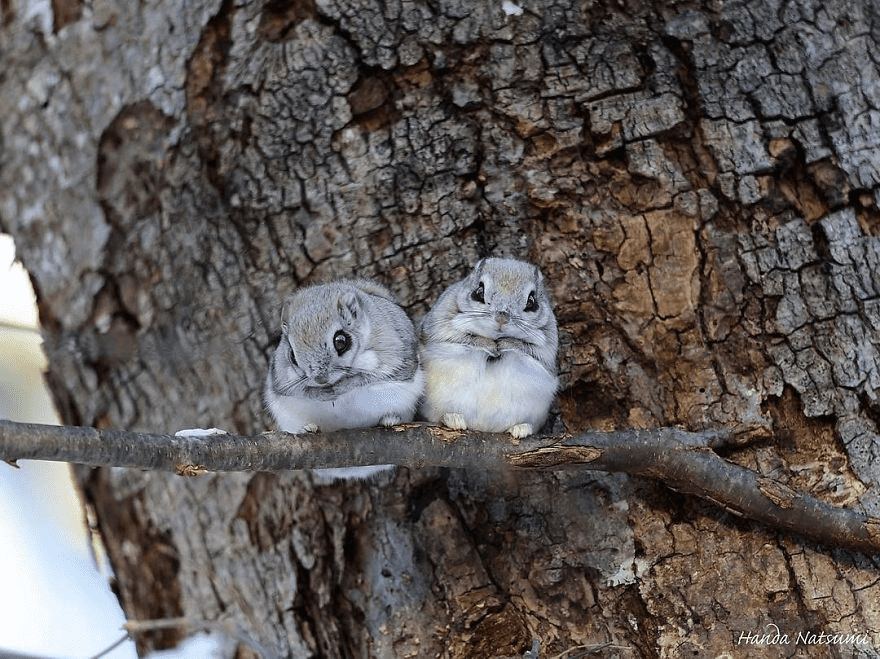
top-left (525, 291), bottom-right (538, 312)
top-left (333, 330), bottom-right (351, 356)
top-left (287, 340), bottom-right (297, 366)
top-left (471, 282), bottom-right (485, 303)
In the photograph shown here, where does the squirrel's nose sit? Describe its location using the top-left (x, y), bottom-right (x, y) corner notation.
top-left (495, 312), bottom-right (509, 327)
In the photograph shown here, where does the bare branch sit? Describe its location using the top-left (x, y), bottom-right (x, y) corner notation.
top-left (1, 419), bottom-right (877, 554)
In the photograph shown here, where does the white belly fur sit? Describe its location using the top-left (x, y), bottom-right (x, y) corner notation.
top-left (420, 343), bottom-right (557, 432)
top-left (268, 369), bottom-right (425, 433)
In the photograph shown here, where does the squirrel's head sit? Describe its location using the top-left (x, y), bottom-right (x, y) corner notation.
top-left (452, 257), bottom-right (557, 346)
top-left (271, 283), bottom-right (375, 393)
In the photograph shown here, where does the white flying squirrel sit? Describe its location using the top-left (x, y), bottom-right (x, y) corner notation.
top-left (265, 279), bottom-right (424, 479)
top-left (418, 257), bottom-right (558, 438)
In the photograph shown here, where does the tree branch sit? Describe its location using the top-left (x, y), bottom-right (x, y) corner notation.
top-left (1, 419), bottom-right (877, 554)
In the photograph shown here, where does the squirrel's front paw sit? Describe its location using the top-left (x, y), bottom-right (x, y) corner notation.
top-left (497, 337), bottom-right (527, 353)
top-left (302, 423), bottom-right (320, 433)
top-left (469, 336), bottom-right (500, 358)
top-left (379, 414), bottom-right (402, 427)
top-left (507, 423), bottom-right (533, 439)
top-left (441, 412), bottom-right (468, 431)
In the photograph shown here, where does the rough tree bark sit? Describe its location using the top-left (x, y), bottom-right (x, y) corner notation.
top-left (2, 0), bottom-right (880, 657)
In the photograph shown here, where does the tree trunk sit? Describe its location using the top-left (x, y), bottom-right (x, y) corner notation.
top-left (2, 0), bottom-right (880, 656)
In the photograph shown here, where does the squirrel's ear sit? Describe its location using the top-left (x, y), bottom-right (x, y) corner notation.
top-left (338, 291), bottom-right (362, 325)
top-left (469, 258), bottom-right (486, 282)
top-left (281, 298), bottom-right (292, 334)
